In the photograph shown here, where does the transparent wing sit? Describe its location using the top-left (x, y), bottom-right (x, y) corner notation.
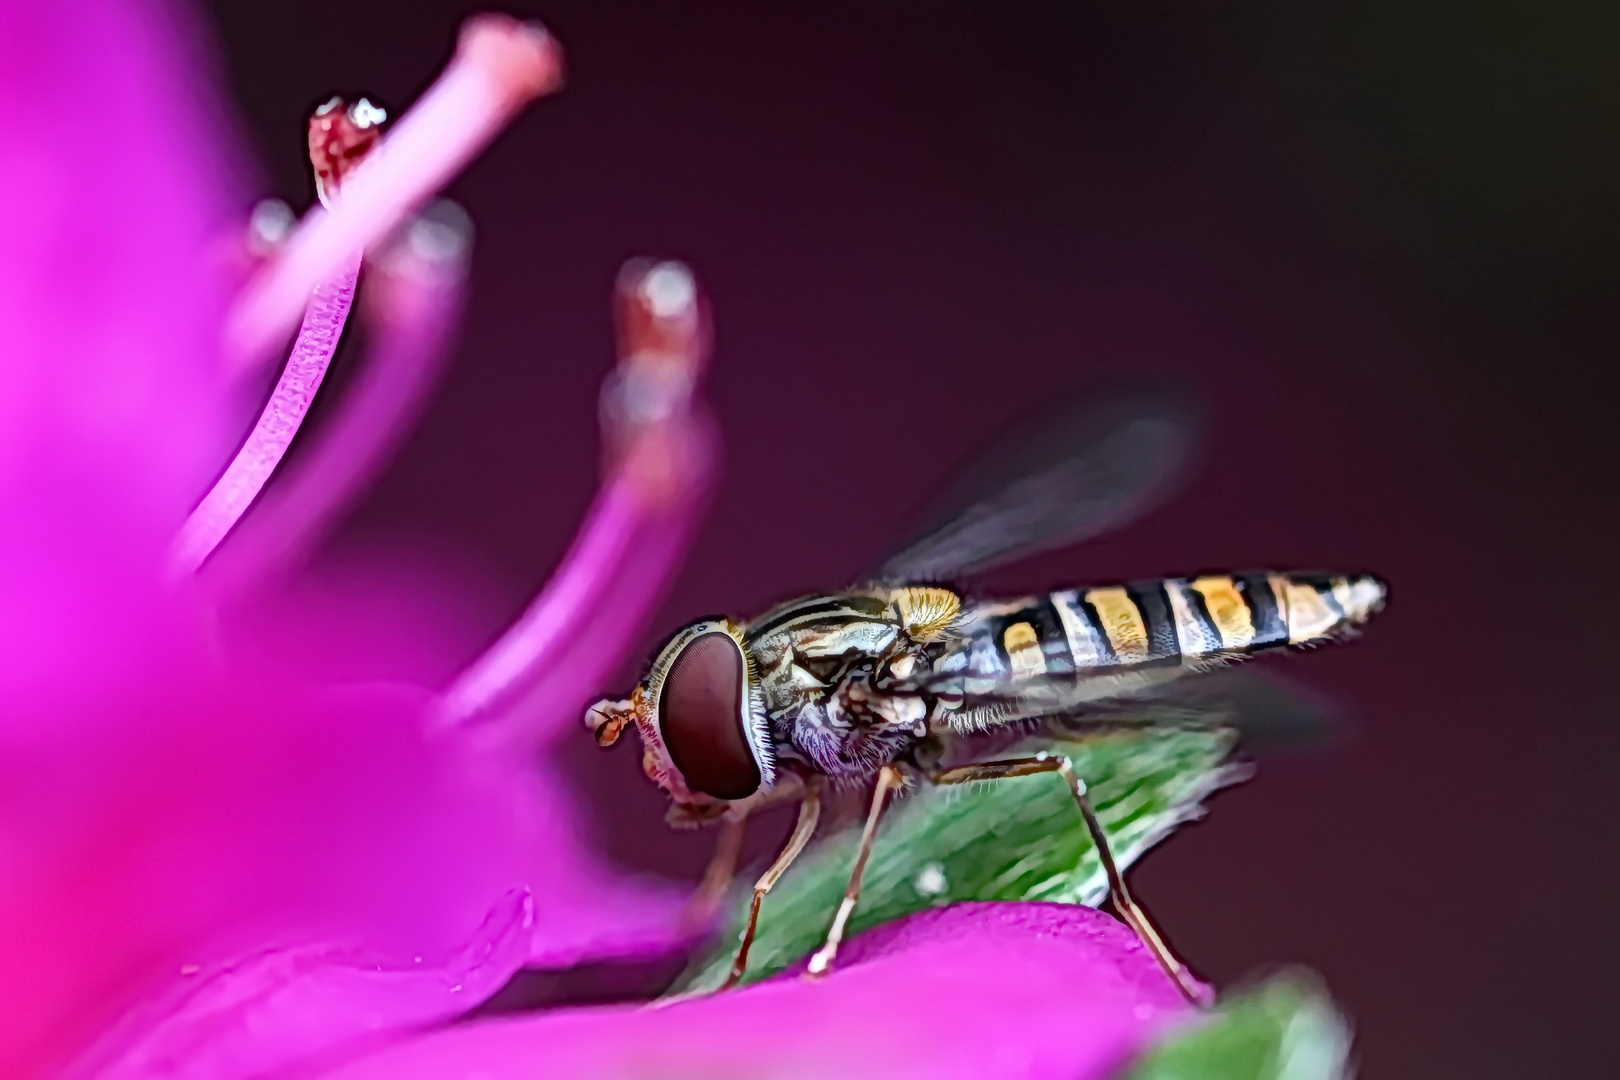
top-left (1063, 667), bottom-right (1346, 752)
top-left (874, 378), bottom-right (1201, 583)
top-left (935, 667), bottom-right (1344, 758)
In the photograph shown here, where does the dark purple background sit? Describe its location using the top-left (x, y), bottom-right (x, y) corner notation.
top-left (205, 2), bottom-right (1618, 1075)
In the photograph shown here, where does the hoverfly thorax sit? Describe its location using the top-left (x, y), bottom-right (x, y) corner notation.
top-left (587, 618), bottom-right (775, 818)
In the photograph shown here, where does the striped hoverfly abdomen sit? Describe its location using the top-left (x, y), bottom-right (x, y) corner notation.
top-left (914, 571), bottom-right (1385, 726)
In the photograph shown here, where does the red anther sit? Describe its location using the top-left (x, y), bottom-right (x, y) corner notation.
top-left (613, 259), bottom-right (708, 374)
top-left (308, 98), bottom-right (385, 206)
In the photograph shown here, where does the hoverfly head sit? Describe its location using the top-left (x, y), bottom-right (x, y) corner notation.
top-left (584, 618), bottom-right (775, 815)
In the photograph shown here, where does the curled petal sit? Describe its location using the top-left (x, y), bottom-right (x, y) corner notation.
top-left (201, 203), bottom-right (472, 597)
top-left (309, 903), bottom-right (1199, 1080)
top-left (74, 890), bottom-right (534, 1080)
top-left (494, 753), bottom-right (695, 969)
top-left (438, 260), bottom-right (718, 740)
top-left (225, 14), bottom-right (563, 369)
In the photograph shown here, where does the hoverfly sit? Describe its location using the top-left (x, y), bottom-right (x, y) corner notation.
top-left (586, 385), bottom-right (1385, 1002)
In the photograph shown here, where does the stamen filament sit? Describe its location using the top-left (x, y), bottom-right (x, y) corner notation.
top-left (437, 260), bottom-right (717, 736)
top-left (174, 95), bottom-right (393, 576)
top-left (483, 458), bottom-right (715, 747)
top-left (201, 204), bottom-right (472, 596)
top-left (170, 257), bottom-right (361, 576)
top-left (224, 15), bottom-right (563, 370)
top-left (441, 475), bottom-right (648, 725)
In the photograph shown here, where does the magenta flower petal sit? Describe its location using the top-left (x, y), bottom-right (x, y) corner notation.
top-left (0, 1), bottom-right (712, 1072)
top-left (309, 903), bottom-right (1200, 1080)
top-left (495, 752), bottom-right (693, 968)
top-left (0, 0), bottom-right (239, 705)
top-left (787, 901), bottom-right (1207, 1001)
top-left (73, 889), bottom-right (535, 1080)
top-left (0, 634), bottom-right (682, 1077)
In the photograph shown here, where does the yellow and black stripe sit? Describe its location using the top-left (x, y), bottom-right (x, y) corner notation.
top-left (971, 570), bottom-right (1383, 682)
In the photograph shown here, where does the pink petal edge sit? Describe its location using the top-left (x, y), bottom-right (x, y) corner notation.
top-left (310, 902), bottom-right (1202, 1080)
top-left (70, 889), bottom-right (535, 1080)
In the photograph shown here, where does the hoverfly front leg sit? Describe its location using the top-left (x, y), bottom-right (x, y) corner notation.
top-left (805, 764), bottom-right (904, 978)
top-left (931, 755), bottom-right (1205, 1006)
top-left (723, 780), bottom-right (822, 989)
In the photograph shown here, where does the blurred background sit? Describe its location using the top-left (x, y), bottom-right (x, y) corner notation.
top-left (205, 1), bottom-right (1616, 1075)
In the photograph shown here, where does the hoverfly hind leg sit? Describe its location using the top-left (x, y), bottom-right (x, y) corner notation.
top-left (930, 754), bottom-right (1206, 1006)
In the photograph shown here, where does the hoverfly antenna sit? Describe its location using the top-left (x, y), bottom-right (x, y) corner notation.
top-left (585, 696), bottom-right (636, 746)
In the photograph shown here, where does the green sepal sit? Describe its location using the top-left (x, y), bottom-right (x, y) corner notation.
top-left (1119, 973), bottom-right (1353, 1080)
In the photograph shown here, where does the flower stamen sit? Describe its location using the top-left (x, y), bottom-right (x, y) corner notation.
top-left (309, 96), bottom-right (386, 208)
top-left (200, 202), bottom-right (473, 597)
top-left (171, 99), bottom-right (387, 577)
top-left (437, 260), bottom-right (717, 736)
top-left (224, 14), bottom-right (564, 371)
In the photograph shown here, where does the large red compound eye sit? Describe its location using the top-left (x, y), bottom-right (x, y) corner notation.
top-left (658, 632), bottom-right (761, 800)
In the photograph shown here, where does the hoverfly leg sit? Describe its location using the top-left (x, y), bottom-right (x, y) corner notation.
top-left (805, 764), bottom-right (904, 978)
top-left (681, 811), bottom-right (748, 934)
top-left (1062, 768), bottom-right (1206, 1007)
top-left (931, 755), bottom-right (1205, 1006)
top-left (722, 782), bottom-right (822, 990)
